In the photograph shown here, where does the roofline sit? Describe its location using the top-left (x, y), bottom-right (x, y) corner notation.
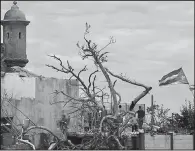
top-left (1, 20), bottom-right (30, 26)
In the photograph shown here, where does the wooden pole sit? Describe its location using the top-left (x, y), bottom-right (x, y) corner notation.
top-left (172, 113), bottom-right (174, 132)
top-left (111, 95), bottom-right (112, 114)
top-left (151, 95), bottom-right (154, 126)
top-left (139, 132), bottom-right (145, 150)
top-left (169, 132), bottom-right (174, 150)
top-left (191, 90), bottom-right (195, 150)
top-left (193, 96), bottom-right (195, 150)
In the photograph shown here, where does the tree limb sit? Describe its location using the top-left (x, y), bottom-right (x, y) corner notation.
top-left (88, 70), bottom-right (99, 94)
top-left (105, 68), bottom-right (151, 90)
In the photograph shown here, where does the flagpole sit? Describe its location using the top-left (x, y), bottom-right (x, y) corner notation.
top-left (182, 68), bottom-right (195, 150)
top-left (159, 67), bottom-right (194, 149)
top-left (189, 86), bottom-right (194, 96)
top-left (188, 85), bottom-right (195, 150)
top-left (181, 68), bottom-right (194, 96)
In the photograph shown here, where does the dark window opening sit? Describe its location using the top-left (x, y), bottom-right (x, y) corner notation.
top-left (1, 117), bottom-right (13, 133)
top-left (19, 32), bottom-right (21, 39)
top-left (7, 33), bottom-right (9, 39)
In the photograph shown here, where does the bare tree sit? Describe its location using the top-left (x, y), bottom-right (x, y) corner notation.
top-left (1, 90), bottom-right (38, 141)
top-left (46, 23), bottom-right (152, 149)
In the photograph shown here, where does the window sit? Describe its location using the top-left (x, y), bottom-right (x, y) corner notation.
top-left (19, 32), bottom-right (21, 39)
top-left (7, 33), bottom-right (9, 39)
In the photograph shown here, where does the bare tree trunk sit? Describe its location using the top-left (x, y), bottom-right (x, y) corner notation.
top-left (96, 61), bottom-right (118, 116)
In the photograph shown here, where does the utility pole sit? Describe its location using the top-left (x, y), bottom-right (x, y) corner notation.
top-left (193, 96), bottom-right (195, 150)
top-left (172, 113), bottom-right (174, 132)
top-left (151, 95), bottom-right (154, 127)
top-left (111, 95), bottom-right (112, 114)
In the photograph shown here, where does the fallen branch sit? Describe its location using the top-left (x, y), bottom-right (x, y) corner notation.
top-left (107, 135), bottom-right (125, 150)
top-left (25, 126), bottom-right (60, 141)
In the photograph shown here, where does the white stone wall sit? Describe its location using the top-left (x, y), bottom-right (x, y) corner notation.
top-left (1, 73), bottom-right (80, 133)
top-left (1, 73), bottom-right (36, 99)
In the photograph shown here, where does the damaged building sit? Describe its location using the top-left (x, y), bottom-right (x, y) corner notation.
top-left (1, 2), bottom-right (80, 145)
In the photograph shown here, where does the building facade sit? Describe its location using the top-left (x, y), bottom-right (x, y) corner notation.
top-left (1, 73), bottom-right (79, 133)
top-left (1, 2), bottom-right (80, 135)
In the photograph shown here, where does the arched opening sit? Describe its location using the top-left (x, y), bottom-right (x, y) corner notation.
top-left (19, 32), bottom-right (21, 39)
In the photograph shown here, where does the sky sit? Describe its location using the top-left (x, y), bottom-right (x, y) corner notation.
top-left (1, 1), bottom-right (194, 115)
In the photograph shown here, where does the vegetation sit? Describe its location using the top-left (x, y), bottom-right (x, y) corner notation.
top-left (146, 103), bottom-right (170, 128)
top-left (146, 100), bottom-right (194, 134)
top-left (1, 23), bottom-right (193, 150)
top-left (45, 23), bottom-right (152, 149)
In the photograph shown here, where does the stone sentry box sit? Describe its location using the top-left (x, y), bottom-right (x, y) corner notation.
top-left (1, 1), bottom-right (30, 68)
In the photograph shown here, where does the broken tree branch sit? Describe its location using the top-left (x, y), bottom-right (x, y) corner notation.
top-left (105, 68), bottom-right (151, 90)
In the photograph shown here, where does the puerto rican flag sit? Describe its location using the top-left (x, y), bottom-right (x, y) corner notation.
top-left (159, 68), bottom-right (189, 86)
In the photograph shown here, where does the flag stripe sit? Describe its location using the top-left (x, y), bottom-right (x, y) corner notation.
top-left (159, 77), bottom-right (188, 86)
top-left (160, 68), bottom-right (182, 81)
top-left (159, 74), bottom-right (178, 84)
top-left (159, 68), bottom-right (189, 86)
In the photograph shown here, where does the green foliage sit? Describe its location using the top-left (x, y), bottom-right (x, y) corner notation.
top-left (166, 100), bottom-right (194, 133)
top-left (180, 100), bottom-right (194, 130)
top-left (146, 103), bottom-right (170, 127)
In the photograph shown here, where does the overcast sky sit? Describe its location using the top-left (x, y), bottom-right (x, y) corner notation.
top-left (1, 1), bottom-right (194, 114)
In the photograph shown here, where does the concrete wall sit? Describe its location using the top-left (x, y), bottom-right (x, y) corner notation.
top-left (1, 73), bottom-right (80, 133)
top-left (1, 98), bottom-right (16, 118)
top-left (13, 98), bottom-right (40, 126)
top-left (1, 73), bottom-right (36, 99)
top-left (1, 73), bottom-right (36, 125)
top-left (35, 78), bottom-right (80, 133)
top-left (145, 134), bottom-right (193, 150)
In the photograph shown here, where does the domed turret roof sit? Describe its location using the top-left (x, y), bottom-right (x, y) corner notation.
top-left (3, 1), bottom-right (26, 21)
